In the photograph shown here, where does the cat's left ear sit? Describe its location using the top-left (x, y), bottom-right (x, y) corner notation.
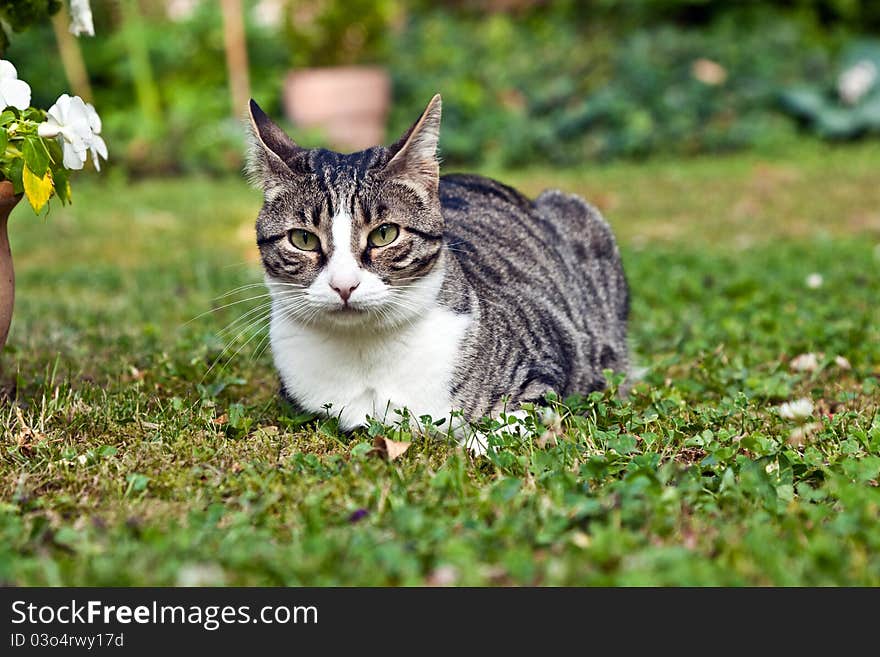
top-left (245, 99), bottom-right (308, 192)
top-left (384, 94), bottom-right (442, 193)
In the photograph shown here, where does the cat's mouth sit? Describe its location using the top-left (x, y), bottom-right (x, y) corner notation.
top-left (328, 303), bottom-right (370, 316)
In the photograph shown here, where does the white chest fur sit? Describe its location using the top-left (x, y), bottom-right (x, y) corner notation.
top-left (270, 304), bottom-right (470, 431)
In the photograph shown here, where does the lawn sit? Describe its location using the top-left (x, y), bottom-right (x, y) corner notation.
top-left (1, 141), bottom-right (878, 585)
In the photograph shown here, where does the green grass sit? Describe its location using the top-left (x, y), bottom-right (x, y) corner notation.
top-left (1, 141), bottom-right (879, 585)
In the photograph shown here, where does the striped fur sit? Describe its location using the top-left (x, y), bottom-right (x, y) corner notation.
top-left (246, 96), bottom-right (629, 428)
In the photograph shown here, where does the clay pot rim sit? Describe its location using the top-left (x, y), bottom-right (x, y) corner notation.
top-left (285, 64), bottom-right (389, 76)
top-left (0, 180), bottom-right (22, 210)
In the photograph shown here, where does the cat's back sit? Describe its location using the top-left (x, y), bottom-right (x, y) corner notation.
top-left (438, 173), bottom-right (626, 314)
top-left (437, 173), bottom-right (629, 415)
top-left (439, 173), bottom-right (540, 260)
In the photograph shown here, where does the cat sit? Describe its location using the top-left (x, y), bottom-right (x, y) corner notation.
top-left (245, 94), bottom-right (629, 450)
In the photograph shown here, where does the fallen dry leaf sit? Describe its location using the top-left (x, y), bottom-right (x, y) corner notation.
top-left (426, 564), bottom-right (459, 586)
top-left (211, 414), bottom-right (228, 426)
top-left (368, 435), bottom-right (411, 461)
top-left (691, 58), bottom-right (727, 85)
top-left (15, 406), bottom-right (46, 456)
top-left (536, 431), bottom-right (558, 449)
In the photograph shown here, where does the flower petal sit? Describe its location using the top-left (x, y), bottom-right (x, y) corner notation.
top-left (0, 60), bottom-right (18, 81)
top-left (62, 142), bottom-right (86, 170)
top-left (69, 0), bottom-right (96, 37)
top-left (0, 78), bottom-right (31, 110)
top-left (89, 136), bottom-right (108, 171)
top-left (48, 94), bottom-right (72, 124)
top-left (37, 122), bottom-right (62, 139)
top-left (90, 134), bottom-right (108, 159)
top-left (65, 96), bottom-right (94, 140)
top-left (85, 102), bottom-right (102, 134)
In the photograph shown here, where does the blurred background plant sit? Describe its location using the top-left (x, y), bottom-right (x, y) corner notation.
top-left (282, 0), bottom-right (398, 68)
top-left (781, 40), bottom-right (880, 138)
top-left (0, 0), bottom-right (62, 52)
top-left (4, 0), bottom-right (880, 175)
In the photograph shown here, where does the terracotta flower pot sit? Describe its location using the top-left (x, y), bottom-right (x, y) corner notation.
top-left (0, 180), bottom-right (21, 352)
top-left (283, 66), bottom-right (391, 151)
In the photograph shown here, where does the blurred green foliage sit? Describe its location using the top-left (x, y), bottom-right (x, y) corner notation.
top-left (0, 0), bottom-right (60, 53)
top-left (781, 40), bottom-right (880, 138)
top-left (391, 8), bottom-right (831, 164)
top-left (5, 0), bottom-right (880, 174)
top-left (283, 0), bottom-right (398, 67)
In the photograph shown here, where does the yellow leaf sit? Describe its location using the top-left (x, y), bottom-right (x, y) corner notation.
top-left (22, 164), bottom-right (54, 213)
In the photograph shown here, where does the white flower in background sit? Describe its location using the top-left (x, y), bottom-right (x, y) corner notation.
top-left (834, 355), bottom-right (851, 370)
top-left (0, 59), bottom-right (32, 110)
top-left (790, 352), bottom-right (820, 372)
top-left (778, 398), bottom-right (814, 421)
top-left (253, 0), bottom-right (285, 28)
top-left (805, 272), bottom-right (823, 289)
top-left (37, 94), bottom-right (93, 170)
top-left (787, 422), bottom-right (822, 447)
top-left (84, 102), bottom-right (108, 170)
top-left (166, 0), bottom-right (201, 22)
top-left (68, 0), bottom-right (95, 37)
top-left (838, 59), bottom-right (877, 105)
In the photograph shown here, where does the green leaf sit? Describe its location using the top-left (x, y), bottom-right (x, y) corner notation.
top-left (6, 158), bottom-right (24, 194)
top-left (22, 137), bottom-right (49, 177)
top-left (490, 477), bottom-right (522, 504)
top-left (45, 136), bottom-right (63, 167)
top-left (0, 128), bottom-right (7, 155)
top-left (0, 110), bottom-right (14, 126)
top-left (22, 163), bottom-right (54, 213)
top-left (125, 473), bottom-right (150, 494)
top-left (52, 166), bottom-right (71, 204)
top-left (21, 107), bottom-right (46, 123)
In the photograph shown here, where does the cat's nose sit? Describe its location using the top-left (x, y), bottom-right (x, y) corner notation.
top-left (331, 280), bottom-right (360, 303)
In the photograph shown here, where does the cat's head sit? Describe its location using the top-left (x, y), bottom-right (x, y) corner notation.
top-left (246, 95), bottom-right (444, 331)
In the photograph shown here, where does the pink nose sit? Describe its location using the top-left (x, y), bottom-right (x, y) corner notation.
top-left (331, 281), bottom-right (359, 302)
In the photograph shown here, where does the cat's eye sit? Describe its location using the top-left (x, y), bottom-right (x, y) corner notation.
top-left (289, 229), bottom-right (320, 251)
top-left (367, 223), bottom-right (400, 248)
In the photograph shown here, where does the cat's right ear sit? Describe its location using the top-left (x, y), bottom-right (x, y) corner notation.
top-left (384, 94), bottom-right (442, 194)
top-left (245, 99), bottom-right (307, 192)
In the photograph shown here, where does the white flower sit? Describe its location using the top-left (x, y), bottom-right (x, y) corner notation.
top-left (790, 352), bottom-right (820, 372)
top-left (166, 0), bottom-right (200, 22)
top-left (838, 60), bottom-right (877, 105)
top-left (834, 355), bottom-right (851, 370)
top-left (0, 59), bottom-right (32, 110)
top-left (253, 0), bottom-right (284, 28)
top-left (84, 102), bottom-right (108, 170)
top-left (806, 273), bottom-right (823, 289)
top-left (68, 0), bottom-right (95, 37)
top-left (778, 398), bottom-right (814, 421)
top-left (37, 94), bottom-right (93, 170)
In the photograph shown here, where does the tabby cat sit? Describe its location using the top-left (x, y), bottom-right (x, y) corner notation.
top-left (245, 95), bottom-right (629, 448)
